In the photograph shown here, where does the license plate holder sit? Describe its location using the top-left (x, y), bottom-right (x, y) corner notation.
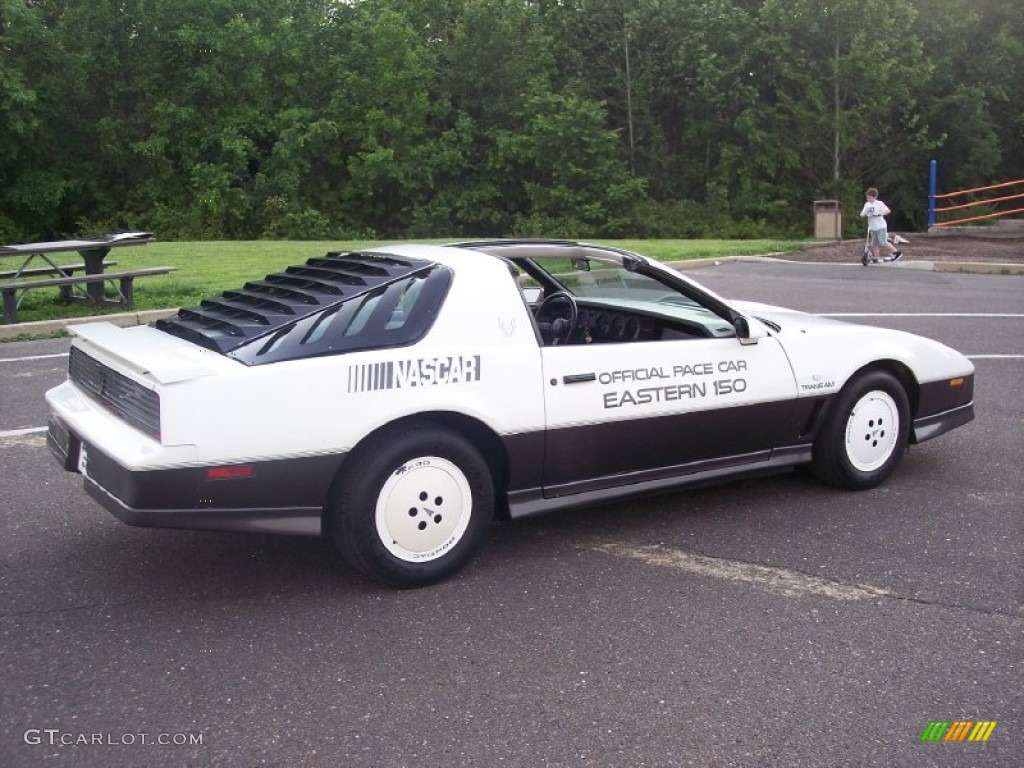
top-left (47, 417), bottom-right (81, 472)
top-left (77, 443), bottom-right (89, 478)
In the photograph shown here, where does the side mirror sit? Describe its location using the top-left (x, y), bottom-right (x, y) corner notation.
top-left (734, 316), bottom-right (760, 345)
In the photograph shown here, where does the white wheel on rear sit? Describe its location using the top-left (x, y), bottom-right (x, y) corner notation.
top-left (329, 426), bottom-right (494, 588)
top-left (375, 456), bottom-right (473, 563)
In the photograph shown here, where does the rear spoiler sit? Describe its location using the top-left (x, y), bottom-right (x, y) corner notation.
top-left (69, 321), bottom-right (220, 384)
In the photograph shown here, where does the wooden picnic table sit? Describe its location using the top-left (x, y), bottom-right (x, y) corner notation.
top-left (0, 232), bottom-right (175, 324)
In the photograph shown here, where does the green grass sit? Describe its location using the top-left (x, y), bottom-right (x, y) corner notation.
top-left (7, 238), bottom-right (803, 324)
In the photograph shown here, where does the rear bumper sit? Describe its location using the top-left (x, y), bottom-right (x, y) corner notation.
top-left (84, 476), bottom-right (323, 536)
top-left (48, 417), bottom-right (340, 536)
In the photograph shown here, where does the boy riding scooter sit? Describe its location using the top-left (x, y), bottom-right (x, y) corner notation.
top-left (862, 233), bottom-right (910, 265)
top-left (860, 187), bottom-right (904, 265)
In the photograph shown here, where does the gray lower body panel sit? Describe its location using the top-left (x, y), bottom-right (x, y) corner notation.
top-left (911, 402), bottom-right (974, 444)
top-left (85, 477), bottom-right (323, 536)
top-left (507, 445), bottom-right (812, 519)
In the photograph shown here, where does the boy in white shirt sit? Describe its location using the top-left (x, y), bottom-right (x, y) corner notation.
top-left (860, 187), bottom-right (902, 261)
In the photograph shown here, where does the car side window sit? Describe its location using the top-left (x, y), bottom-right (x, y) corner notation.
top-left (344, 291), bottom-right (384, 337)
top-left (384, 275), bottom-right (427, 330)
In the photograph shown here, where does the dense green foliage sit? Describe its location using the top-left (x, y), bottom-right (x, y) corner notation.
top-left (1, 0), bottom-right (1020, 242)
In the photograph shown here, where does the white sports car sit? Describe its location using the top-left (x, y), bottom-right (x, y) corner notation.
top-left (46, 240), bottom-right (975, 587)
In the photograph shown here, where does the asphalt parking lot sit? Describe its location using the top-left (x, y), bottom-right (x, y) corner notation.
top-left (1, 261), bottom-right (1021, 768)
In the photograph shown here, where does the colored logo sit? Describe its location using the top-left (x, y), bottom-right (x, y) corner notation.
top-left (921, 721), bottom-right (997, 742)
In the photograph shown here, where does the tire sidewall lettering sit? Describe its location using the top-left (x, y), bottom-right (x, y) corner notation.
top-left (330, 427), bottom-right (494, 588)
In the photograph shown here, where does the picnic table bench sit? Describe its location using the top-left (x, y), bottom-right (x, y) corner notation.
top-left (2, 267), bottom-right (176, 324)
top-left (0, 262), bottom-right (116, 281)
top-left (0, 232), bottom-right (175, 324)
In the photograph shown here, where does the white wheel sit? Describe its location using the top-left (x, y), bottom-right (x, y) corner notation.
top-left (812, 370), bottom-right (910, 490)
top-left (330, 426), bottom-right (494, 587)
top-left (844, 391), bottom-right (901, 472)
top-left (375, 456), bottom-right (473, 563)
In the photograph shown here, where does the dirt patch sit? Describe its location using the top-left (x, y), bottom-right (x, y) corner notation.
top-left (779, 234), bottom-right (1024, 264)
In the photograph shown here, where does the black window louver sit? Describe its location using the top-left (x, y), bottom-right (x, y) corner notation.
top-left (68, 347), bottom-right (161, 442)
top-left (154, 251), bottom-right (430, 353)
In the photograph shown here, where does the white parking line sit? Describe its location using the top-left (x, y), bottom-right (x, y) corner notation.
top-left (591, 541), bottom-right (892, 602)
top-left (0, 353), bottom-right (69, 363)
top-left (823, 313), bottom-right (1024, 318)
top-left (0, 427), bottom-right (48, 448)
top-left (0, 426), bottom-right (48, 438)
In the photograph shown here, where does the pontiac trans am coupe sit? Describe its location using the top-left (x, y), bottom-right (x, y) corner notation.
top-left (46, 240), bottom-right (975, 587)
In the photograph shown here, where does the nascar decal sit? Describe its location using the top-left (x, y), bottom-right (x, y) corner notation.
top-left (348, 355), bottom-right (482, 392)
top-left (601, 359), bottom-right (748, 409)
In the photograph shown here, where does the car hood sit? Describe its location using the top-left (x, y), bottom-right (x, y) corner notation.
top-left (731, 300), bottom-right (841, 329)
top-left (729, 301), bottom-right (974, 389)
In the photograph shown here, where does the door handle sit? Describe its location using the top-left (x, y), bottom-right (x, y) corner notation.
top-left (562, 373), bottom-right (596, 384)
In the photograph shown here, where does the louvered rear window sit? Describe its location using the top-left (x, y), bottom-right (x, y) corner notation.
top-left (227, 266), bottom-right (452, 365)
top-left (154, 251), bottom-right (440, 357)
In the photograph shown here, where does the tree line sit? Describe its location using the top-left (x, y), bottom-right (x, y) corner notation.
top-left (1, 0), bottom-right (1020, 242)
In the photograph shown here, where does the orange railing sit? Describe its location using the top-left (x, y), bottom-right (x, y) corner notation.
top-left (929, 163), bottom-right (1024, 228)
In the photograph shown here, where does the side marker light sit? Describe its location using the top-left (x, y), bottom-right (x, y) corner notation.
top-left (206, 465), bottom-right (254, 480)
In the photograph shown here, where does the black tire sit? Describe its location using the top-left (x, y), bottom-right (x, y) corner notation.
top-left (811, 370), bottom-right (910, 490)
top-left (329, 426), bottom-right (494, 588)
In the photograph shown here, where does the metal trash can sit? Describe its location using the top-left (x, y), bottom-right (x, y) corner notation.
top-left (813, 200), bottom-right (842, 239)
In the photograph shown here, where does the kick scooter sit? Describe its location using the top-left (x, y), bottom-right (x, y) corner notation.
top-left (861, 233), bottom-right (908, 265)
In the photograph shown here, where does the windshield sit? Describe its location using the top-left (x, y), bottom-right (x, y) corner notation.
top-left (511, 250), bottom-right (737, 339)
top-left (520, 253), bottom-right (685, 300)
top-left (520, 254), bottom-right (715, 310)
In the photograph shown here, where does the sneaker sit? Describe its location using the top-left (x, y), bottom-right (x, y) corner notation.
top-left (892, 250), bottom-right (902, 261)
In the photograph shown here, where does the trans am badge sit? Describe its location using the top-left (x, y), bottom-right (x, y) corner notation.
top-left (800, 373), bottom-right (836, 393)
